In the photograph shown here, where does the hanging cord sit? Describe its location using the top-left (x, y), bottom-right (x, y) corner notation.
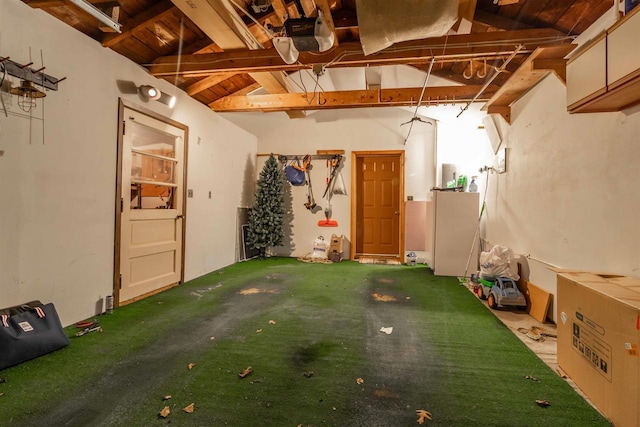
top-left (403, 55), bottom-right (435, 144)
top-left (0, 64), bottom-right (7, 117)
top-left (40, 50), bottom-right (45, 145)
top-left (403, 34), bottom-right (449, 144)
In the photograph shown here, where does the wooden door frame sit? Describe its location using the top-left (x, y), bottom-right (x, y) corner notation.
top-left (113, 98), bottom-right (189, 307)
top-left (350, 150), bottom-right (405, 261)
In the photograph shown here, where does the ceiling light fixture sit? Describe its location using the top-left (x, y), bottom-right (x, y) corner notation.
top-left (138, 84), bottom-right (176, 108)
top-left (158, 91), bottom-right (177, 109)
top-left (138, 85), bottom-right (161, 100)
top-left (68, 0), bottom-right (122, 33)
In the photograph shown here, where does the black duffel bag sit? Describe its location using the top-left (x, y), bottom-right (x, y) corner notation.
top-left (0, 301), bottom-right (70, 370)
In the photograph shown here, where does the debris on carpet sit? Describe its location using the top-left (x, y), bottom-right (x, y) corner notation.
top-left (162, 395), bottom-right (171, 401)
top-left (416, 409), bottom-right (432, 424)
top-left (380, 326), bottom-right (393, 335)
top-left (524, 375), bottom-right (539, 382)
top-left (535, 399), bottom-right (551, 407)
top-left (269, 319), bottom-right (277, 325)
top-left (374, 389), bottom-right (400, 399)
top-left (74, 321), bottom-right (102, 337)
top-left (240, 287), bottom-right (278, 295)
top-left (239, 366), bottom-right (253, 378)
top-left (303, 371), bottom-right (314, 378)
top-left (188, 363), bottom-right (196, 370)
top-left (159, 406), bottom-right (170, 418)
top-left (183, 403), bottom-right (195, 413)
top-left (356, 377), bottom-right (364, 384)
top-left (372, 292), bottom-right (397, 302)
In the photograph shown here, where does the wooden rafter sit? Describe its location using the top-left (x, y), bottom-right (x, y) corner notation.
top-left (210, 85), bottom-right (499, 112)
top-left (102, 0), bottom-right (175, 48)
top-left (150, 28), bottom-right (569, 77)
top-left (172, 0), bottom-right (304, 118)
top-left (314, 0), bottom-right (338, 46)
top-left (25, 0), bottom-right (67, 8)
top-left (185, 73), bottom-right (237, 96)
top-left (483, 44), bottom-right (576, 123)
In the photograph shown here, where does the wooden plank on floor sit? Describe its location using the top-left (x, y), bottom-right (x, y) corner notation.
top-left (519, 279), bottom-right (551, 323)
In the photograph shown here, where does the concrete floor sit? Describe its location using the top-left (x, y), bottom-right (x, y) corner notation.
top-left (461, 281), bottom-right (602, 416)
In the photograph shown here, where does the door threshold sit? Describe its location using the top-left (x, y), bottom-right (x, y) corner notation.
top-left (357, 256), bottom-right (402, 265)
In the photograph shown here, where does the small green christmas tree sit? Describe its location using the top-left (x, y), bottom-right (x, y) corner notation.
top-left (247, 154), bottom-right (285, 257)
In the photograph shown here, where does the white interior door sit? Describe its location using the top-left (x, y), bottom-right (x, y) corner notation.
top-left (119, 108), bottom-right (185, 304)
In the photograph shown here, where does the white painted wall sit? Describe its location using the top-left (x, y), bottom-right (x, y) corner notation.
top-left (480, 75), bottom-right (640, 320)
top-left (244, 108), bottom-right (436, 258)
top-left (0, 0), bottom-right (257, 325)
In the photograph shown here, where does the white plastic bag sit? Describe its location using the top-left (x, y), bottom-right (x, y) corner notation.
top-left (311, 236), bottom-right (329, 259)
top-left (479, 245), bottom-right (519, 280)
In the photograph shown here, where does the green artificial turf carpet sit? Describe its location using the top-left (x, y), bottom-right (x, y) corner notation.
top-left (0, 258), bottom-right (610, 426)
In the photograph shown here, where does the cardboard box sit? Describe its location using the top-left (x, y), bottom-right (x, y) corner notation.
top-left (329, 234), bottom-right (345, 254)
top-left (557, 272), bottom-right (640, 427)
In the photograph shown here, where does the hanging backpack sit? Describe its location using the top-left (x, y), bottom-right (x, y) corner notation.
top-left (284, 157), bottom-right (306, 186)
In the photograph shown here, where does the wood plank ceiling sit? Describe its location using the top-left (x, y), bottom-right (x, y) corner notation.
top-left (23, 0), bottom-right (613, 121)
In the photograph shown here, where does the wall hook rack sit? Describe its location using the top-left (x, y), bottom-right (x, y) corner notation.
top-left (0, 56), bottom-right (64, 91)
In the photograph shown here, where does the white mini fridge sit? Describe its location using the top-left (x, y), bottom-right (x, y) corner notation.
top-left (427, 191), bottom-right (479, 276)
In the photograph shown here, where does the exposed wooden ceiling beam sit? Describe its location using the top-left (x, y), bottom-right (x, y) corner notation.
top-left (532, 58), bottom-right (567, 83)
top-left (102, 0), bottom-right (175, 48)
top-left (226, 82), bottom-right (261, 97)
top-left (270, 0), bottom-right (290, 21)
top-left (458, 0), bottom-right (478, 22)
top-left (473, 10), bottom-right (533, 31)
top-left (171, 0), bottom-right (303, 118)
top-left (150, 28), bottom-right (570, 77)
top-left (210, 85), bottom-right (498, 112)
top-left (332, 8), bottom-right (357, 29)
top-left (185, 73), bottom-right (238, 96)
top-left (182, 39), bottom-right (224, 55)
top-left (483, 44), bottom-right (576, 123)
top-left (453, 0), bottom-right (477, 33)
top-left (25, 0), bottom-right (68, 8)
top-left (314, 0), bottom-right (338, 46)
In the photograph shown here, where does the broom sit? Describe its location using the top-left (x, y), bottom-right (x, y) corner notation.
top-left (459, 201), bottom-right (486, 285)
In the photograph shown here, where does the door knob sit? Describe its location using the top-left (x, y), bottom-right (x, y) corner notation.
top-left (176, 215), bottom-right (184, 219)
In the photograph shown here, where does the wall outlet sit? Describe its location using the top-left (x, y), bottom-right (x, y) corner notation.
top-left (208, 191), bottom-right (212, 199)
top-left (187, 189), bottom-right (193, 198)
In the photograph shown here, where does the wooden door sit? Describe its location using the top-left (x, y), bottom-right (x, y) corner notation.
top-left (116, 105), bottom-right (186, 305)
top-left (352, 151), bottom-right (404, 259)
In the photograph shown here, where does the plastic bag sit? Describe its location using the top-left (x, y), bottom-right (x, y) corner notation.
top-left (311, 236), bottom-right (329, 259)
top-left (479, 245), bottom-right (519, 280)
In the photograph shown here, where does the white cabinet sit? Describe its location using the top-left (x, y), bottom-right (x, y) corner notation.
top-left (427, 191), bottom-right (479, 277)
top-left (607, 7), bottom-right (640, 88)
top-left (567, 6), bottom-right (640, 113)
top-left (566, 34), bottom-right (607, 108)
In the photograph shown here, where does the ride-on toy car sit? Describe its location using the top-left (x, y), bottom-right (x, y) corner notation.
top-left (471, 275), bottom-right (526, 310)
